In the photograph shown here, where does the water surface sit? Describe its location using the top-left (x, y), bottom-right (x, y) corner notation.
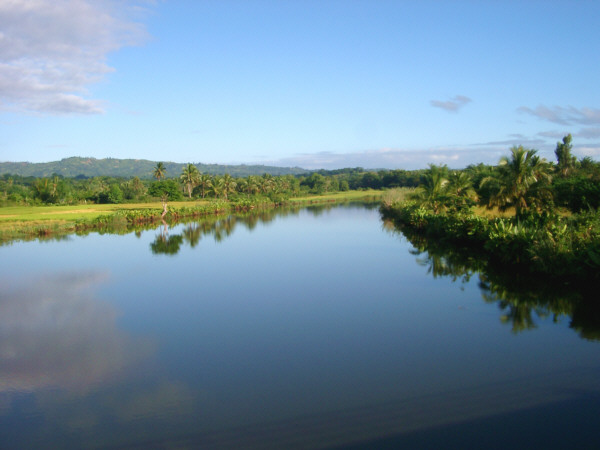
top-left (1, 204), bottom-right (599, 448)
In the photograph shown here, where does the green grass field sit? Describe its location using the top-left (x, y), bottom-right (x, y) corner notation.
top-left (0, 191), bottom-right (383, 241)
top-left (0, 201), bottom-right (212, 224)
top-left (289, 190), bottom-right (383, 203)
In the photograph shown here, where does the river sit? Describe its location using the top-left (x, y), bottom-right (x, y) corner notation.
top-left (1, 203), bottom-right (599, 449)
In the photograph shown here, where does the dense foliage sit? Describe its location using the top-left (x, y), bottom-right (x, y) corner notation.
top-left (0, 165), bottom-right (427, 206)
top-left (383, 218), bottom-right (600, 339)
top-left (381, 135), bottom-right (600, 281)
top-left (0, 157), bottom-right (313, 179)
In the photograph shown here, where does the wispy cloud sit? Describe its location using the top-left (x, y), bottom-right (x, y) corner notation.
top-left (0, 272), bottom-right (153, 393)
top-left (517, 105), bottom-right (600, 126)
top-left (261, 128), bottom-right (593, 170)
top-left (538, 128), bottom-right (600, 140)
top-left (0, 0), bottom-right (148, 115)
top-left (537, 130), bottom-right (569, 139)
top-left (476, 136), bottom-right (547, 147)
top-left (262, 146), bottom-right (509, 170)
top-left (577, 145), bottom-right (600, 157)
top-left (575, 127), bottom-right (600, 139)
top-left (430, 95), bottom-right (472, 113)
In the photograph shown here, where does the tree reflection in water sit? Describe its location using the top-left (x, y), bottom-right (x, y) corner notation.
top-left (182, 223), bottom-right (202, 248)
top-left (383, 218), bottom-right (600, 340)
top-left (149, 203), bottom-right (364, 255)
top-left (150, 221), bottom-right (184, 255)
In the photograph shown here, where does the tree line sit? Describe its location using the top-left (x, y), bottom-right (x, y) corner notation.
top-left (405, 134), bottom-right (600, 216)
top-left (2, 134), bottom-right (598, 210)
top-left (0, 165), bottom-right (425, 206)
top-left (381, 135), bottom-right (600, 280)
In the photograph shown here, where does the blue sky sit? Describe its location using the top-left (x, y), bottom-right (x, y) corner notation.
top-left (1, 0), bottom-right (599, 170)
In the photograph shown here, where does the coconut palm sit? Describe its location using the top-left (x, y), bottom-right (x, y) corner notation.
top-left (413, 164), bottom-right (449, 213)
top-left (247, 176), bottom-right (261, 195)
top-left (50, 176), bottom-right (59, 199)
top-left (446, 171), bottom-right (474, 198)
top-left (446, 171), bottom-right (476, 211)
top-left (210, 177), bottom-right (223, 198)
top-left (32, 178), bottom-right (49, 202)
top-left (195, 174), bottom-right (213, 198)
top-left (153, 162), bottom-right (166, 181)
top-left (183, 224), bottom-right (202, 248)
top-left (238, 175), bottom-right (259, 195)
top-left (180, 163), bottom-right (200, 198)
top-left (259, 174), bottom-right (275, 194)
top-left (236, 178), bottom-right (248, 195)
top-left (277, 175), bottom-right (293, 193)
top-left (123, 176), bottom-right (146, 199)
top-left (483, 146), bottom-right (552, 218)
top-left (220, 173), bottom-right (237, 200)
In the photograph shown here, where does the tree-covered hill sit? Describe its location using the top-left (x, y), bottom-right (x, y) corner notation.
top-left (0, 157), bottom-right (309, 178)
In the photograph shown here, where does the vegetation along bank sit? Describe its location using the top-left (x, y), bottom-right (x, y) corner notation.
top-left (3, 133), bottom-right (600, 279)
top-left (381, 135), bottom-right (600, 281)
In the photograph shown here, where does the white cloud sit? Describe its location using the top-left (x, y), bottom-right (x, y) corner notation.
top-left (576, 127), bottom-right (600, 139)
top-left (537, 130), bottom-right (570, 139)
top-left (517, 105), bottom-right (600, 126)
top-left (262, 146), bottom-right (510, 170)
top-left (0, 272), bottom-right (153, 393)
top-left (537, 128), bottom-right (600, 140)
top-left (577, 145), bottom-right (600, 157)
top-left (430, 153), bottom-right (460, 161)
top-left (477, 137), bottom-right (547, 147)
top-left (261, 129), bottom-right (594, 170)
top-left (430, 95), bottom-right (472, 112)
top-left (0, 0), bottom-right (147, 115)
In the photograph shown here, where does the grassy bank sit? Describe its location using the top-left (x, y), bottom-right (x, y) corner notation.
top-left (381, 200), bottom-right (600, 281)
top-left (0, 190), bottom-right (382, 244)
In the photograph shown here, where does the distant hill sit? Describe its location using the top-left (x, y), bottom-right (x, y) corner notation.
top-left (0, 157), bottom-right (309, 179)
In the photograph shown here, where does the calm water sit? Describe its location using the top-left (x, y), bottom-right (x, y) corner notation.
top-left (1, 204), bottom-right (599, 449)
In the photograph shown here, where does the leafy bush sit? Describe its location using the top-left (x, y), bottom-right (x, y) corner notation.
top-left (148, 180), bottom-right (183, 201)
top-left (97, 184), bottom-right (124, 204)
top-left (553, 176), bottom-right (600, 211)
top-left (381, 200), bottom-right (600, 280)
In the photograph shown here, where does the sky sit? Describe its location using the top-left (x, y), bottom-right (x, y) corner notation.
top-left (1, 0), bottom-right (599, 170)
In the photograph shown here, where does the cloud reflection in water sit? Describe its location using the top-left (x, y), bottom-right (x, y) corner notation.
top-left (0, 272), bottom-right (153, 394)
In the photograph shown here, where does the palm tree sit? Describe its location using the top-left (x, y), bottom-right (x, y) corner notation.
top-left (259, 174), bottom-right (275, 194)
top-left (446, 171), bottom-right (476, 211)
top-left (446, 171), bottom-right (474, 198)
top-left (220, 173), bottom-right (237, 200)
top-left (125, 176), bottom-right (147, 199)
top-left (483, 146), bottom-right (552, 218)
top-left (195, 174), bottom-right (213, 198)
top-left (151, 164), bottom-right (169, 217)
top-left (210, 176), bottom-right (223, 198)
top-left (236, 178), bottom-right (248, 195)
top-left (50, 176), bottom-right (60, 200)
top-left (414, 164), bottom-right (449, 213)
top-left (579, 156), bottom-right (599, 173)
top-left (180, 163), bottom-right (200, 198)
top-left (183, 224), bottom-right (202, 248)
top-left (153, 162), bottom-right (166, 181)
top-left (277, 175), bottom-right (292, 193)
top-left (32, 178), bottom-right (49, 201)
top-left (246, 175), bottom-right (261, 195)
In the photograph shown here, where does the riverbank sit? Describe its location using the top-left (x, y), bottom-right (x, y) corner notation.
top-left (0, 190), bottom-right (382, 244)
top-left (380, 200), bottom-right (600, 282)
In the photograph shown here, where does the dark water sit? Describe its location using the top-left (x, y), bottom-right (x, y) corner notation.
top-left (1, 204), bottom-right (599, 449)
